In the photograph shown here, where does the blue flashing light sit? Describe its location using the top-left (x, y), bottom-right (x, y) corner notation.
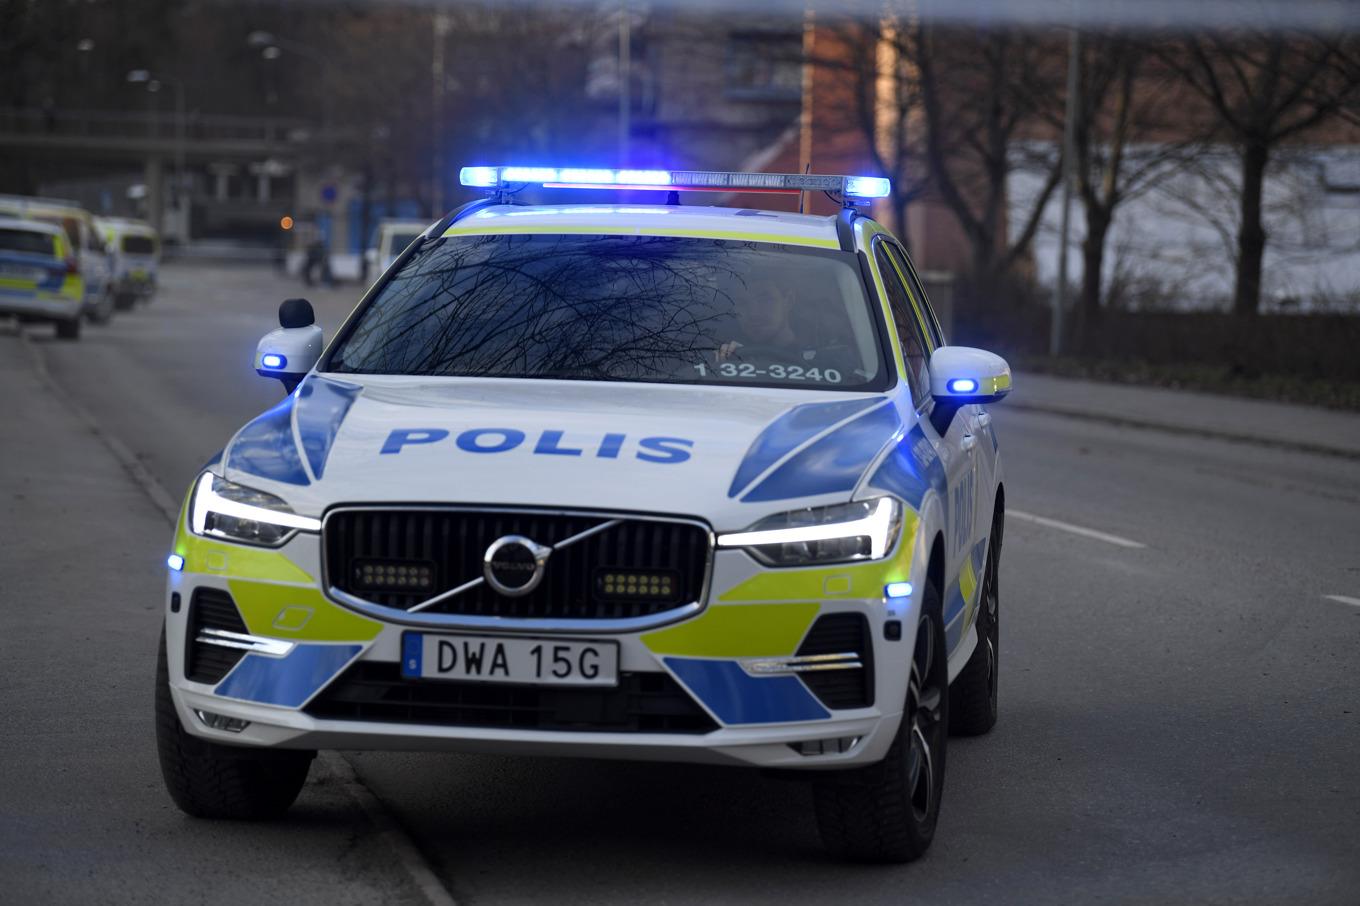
top-left (167, 553), bottom-right (185, 572)
top-left (616, 169), bottom-right (671, 186)
top-left (885, 581), bottom-right (913, 599)
top-left (501, 166), bottom-right (558, 183)
top-left (460, 166), bottom-right (498, 188)
top-left (846, 176), bottom-right (891, 198)
top-left (557, 168), bottom-right (616, 184)
top-left (261, 353), bottom-right (287, 370)
top-left (948, 378), bottom-right (978, 394)
top-left (459, 165), bottom-right (884, 197)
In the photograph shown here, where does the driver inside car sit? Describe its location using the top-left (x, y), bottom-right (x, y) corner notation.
top-left (715, 283), bottom-right (855, 372)
top-left (716, 283), bottom-right (802, 362)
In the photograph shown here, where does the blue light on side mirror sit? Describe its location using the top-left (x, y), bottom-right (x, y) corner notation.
top-left (261, 353), bottom-right (287, 370)
top-left (948, 378), bottom-right (978, 394)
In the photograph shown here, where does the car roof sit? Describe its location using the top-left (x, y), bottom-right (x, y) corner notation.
top-left (0, 197), bottom-right (90, 219)
top-left (96, 216), bottom-right (155, 231)
top-left (0, 216), bottom-right (62, 235)
top-left (443, 203), bottom-right (847, 249)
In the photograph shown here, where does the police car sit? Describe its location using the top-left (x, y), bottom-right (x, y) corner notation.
top-left (0, 216), bottom-right (86, 339)
top-left (158, 167), bottom-right (1010, 863)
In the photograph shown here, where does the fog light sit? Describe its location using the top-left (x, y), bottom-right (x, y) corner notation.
top-left (353, 559), bottom-right (435, 592)
top-left (194, 709), bottom-right (250, 733)
top-left (596, 569), bottom-right (681, 601)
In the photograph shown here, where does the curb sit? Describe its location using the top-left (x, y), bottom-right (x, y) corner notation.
top-left (1006, 400), bottom-right (1360, 462)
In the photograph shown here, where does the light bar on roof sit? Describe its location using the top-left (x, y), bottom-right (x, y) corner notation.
top-left (458, 166), bottom-right (892, 198)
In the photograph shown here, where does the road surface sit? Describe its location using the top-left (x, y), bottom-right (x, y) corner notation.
top-left (3, 263), bottom-right (1357, 904)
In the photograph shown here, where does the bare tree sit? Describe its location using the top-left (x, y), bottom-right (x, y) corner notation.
top-left (914, 25), bottom-right (1066, 289)
top-left (1160, 32), bottom-right (1360, 316)
top-left (1067, 36), bottom-right (1196, 343)
top-left (804, 18), bottom-right (930, 249)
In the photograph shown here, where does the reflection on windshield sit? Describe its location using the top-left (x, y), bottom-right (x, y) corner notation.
top-left (328, 233), bottom-right (885, 391)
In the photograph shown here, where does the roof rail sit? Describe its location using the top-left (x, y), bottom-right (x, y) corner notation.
top-left (835, 207), bottom-right (858, 253)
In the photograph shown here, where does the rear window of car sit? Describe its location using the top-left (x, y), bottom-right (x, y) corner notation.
top-left (0, 228), bottom-right (55, 256)
top-left (327, 232), bottom-right (888, 391)
top-left (384, 232), bottom-right (421, 255)
top-left (122, 235), bottom-right (156, 254)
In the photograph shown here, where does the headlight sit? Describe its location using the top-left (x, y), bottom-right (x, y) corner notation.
top-left (716, 497), bottom-right (902, 567)
top-left (188, 473), bottom-right (320, 547)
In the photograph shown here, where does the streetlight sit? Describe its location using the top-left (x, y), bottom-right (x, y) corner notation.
top-left (245, 30), bottom-right (334, 133)
top-left (127, 69), bottom-right (187, 241)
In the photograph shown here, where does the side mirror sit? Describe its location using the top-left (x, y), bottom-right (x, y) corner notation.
top-left (255, 298), bottom-right (323, 394)
top-left (927, 346), bottom-right (1011, 433)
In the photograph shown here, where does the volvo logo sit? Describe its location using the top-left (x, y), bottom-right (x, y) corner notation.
top-left (483, 535), bottom-right (551, 597)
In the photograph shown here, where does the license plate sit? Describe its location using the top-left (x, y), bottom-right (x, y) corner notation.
top-left (402, 632), bottom-right (619, 687)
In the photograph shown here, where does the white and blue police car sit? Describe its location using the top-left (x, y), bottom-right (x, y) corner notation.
top-left (158, 167), bottom-right (1011, 863)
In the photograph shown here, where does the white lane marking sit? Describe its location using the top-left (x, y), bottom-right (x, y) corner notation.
top-left (1009, 508), bottom-right (1147, 549)
top-left (19, 329), bottom-right (460, 906)
top-left (1324, 594), bottom-right (1360, 608)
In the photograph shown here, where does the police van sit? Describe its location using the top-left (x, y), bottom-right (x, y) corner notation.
top-left (159, 167), bottom-right (1010, 863)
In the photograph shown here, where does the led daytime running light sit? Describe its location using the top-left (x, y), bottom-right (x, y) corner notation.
top-left (191, 473), bottom-right (321, 535)
top-left (717, 497), bottom-right (900, 559)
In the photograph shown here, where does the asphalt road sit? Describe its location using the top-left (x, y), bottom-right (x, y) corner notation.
top-left (3, 262), bottom-right (1358, 904)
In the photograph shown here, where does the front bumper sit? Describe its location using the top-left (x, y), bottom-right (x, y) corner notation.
top-left (165, 511), bottom-right (927, 771)
top-left (113, 271), bottom-right (156, 297)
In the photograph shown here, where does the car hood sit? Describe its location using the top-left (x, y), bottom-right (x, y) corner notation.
top-left (220, 374), bottom-right (907, 530)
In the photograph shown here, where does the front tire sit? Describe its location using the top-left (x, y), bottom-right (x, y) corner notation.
top-left (155, 629), bottom-right (313, 819)
top-left (949, 508), bottom-right (1002, 736)
top-left (814, 580), bottom-right (948, 863)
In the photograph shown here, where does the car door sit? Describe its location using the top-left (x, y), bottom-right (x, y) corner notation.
top-left (871, 239), bottom-right (978, 653)
top-left (891, 246), bottom-right (994, 555)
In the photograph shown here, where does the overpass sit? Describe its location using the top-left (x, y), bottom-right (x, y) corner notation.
top-left (0, 107), bottom-right (355, 242)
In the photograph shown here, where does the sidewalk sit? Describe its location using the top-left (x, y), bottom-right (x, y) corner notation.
top-left (1011, 371), bottom-right (1360, 459)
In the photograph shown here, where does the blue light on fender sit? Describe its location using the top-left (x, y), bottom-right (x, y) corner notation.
top-left (261, 353), bottom-right (287, 370)
top-left (948, 378), bottom-right (978, 394)
top-left (885, 581), bottom-right (912, 599)
top-left (167, 553), bottom-right (185, 571)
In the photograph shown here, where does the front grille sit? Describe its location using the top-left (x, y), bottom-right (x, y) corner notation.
top-left (324, 508), bottom-right (710, 620)
top-left (185, 588), bottom-right (248, 684)
top-left (306, 661), bottom-right (718, 733)
top-left (797, 613), bottom-right (874, 709)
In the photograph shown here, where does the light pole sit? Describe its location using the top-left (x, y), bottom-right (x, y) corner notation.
top-left (247, 30), bottom-right (333, 135)
top-left (618, 1), bottom-right (630, 166)
top-left (128, 69), bottom-right (187, 240)
top-left (1052, 28), bottom-right (1081, 358)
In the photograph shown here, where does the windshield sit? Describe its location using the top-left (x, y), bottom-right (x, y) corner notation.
top-left (122, 235), bottom-right (156, 254)
top-left (327, 233), bottom-right (887, 390)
